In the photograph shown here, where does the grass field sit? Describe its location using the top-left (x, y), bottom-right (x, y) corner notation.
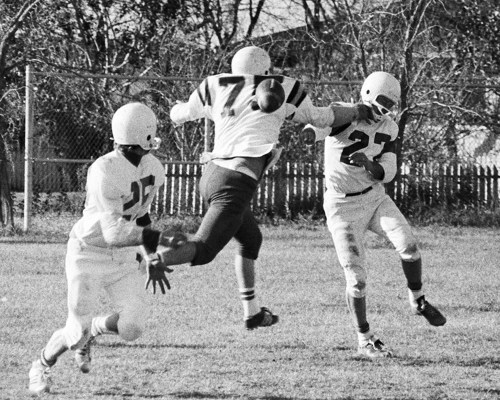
top-left (1, 215), bottom-right (499, 399)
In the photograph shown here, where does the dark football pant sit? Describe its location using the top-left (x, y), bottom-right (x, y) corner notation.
top-left (190, 161), bottom-right (263, 266)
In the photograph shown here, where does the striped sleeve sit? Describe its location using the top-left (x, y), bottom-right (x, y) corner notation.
top-left (196, 78), bottom-right (212, 106)
top-left (286, 80), bottom-right (308, 108)
top-left (170, 79), bottom-right (209, 124)
top-left (280, 76), bottom-right (334, 127)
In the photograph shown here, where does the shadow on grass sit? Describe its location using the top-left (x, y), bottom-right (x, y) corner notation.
top-left (98, 342), bottom-right (354, 352)
top-left (93, 391), bottom-right (340, 399)
top-left (168, 392), bottom-right (343, 400)
top-left (473, 388), bottom-right (500, 396)
top-left (99, 342), bottom-right (209, 350)
top-left (447, 303), bottom-right (500, 312)
top-left (0, 238), bottom-right (67, 244)
top-left (401, 355), bottom-right (500, 368)
top-left (93, 391), bottom-right (164, 398)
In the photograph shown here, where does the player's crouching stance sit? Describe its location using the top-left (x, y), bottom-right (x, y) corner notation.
top-left (28, 103), bottom-right (186, 396)
top-left (302, 72), bottom-right (446, 359)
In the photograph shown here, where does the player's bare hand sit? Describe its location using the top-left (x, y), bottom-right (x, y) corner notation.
top-left (200, 152), bottom-right (213, 163)
top-left (301, 126), bottom-right (316, 146)
top-left (349, 152), bottom-right (370, 168)
top-left (356, 104), bottom-right (376, 124)
top-left (145, 258), bottom-right (172, 295)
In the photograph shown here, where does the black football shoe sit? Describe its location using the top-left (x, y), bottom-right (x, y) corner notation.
top-left (245, 307), bottom-right (279, 330)
top-left (412, 296), bottom-right (447, 326)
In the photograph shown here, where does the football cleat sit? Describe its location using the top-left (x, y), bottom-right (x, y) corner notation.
top-left (245, 307), bottom-right (279, 330)
top-left (28, 360), bottom-right (52, 395)
top-left (357, 337), bottom-right (393, 359)
top-left (75, 336), bottom-right (95, 373)
top-left (412, 295), bottom-right (447, 326)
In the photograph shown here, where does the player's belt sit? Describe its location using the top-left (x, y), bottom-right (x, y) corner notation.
top-left (344, 186), bottom-right (373, 197)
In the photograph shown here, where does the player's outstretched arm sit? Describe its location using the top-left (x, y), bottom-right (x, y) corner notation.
top-left (157, 240), bottom-right (198, 268)
top-left (170, 79), bottom-right (210, 124)
top-left (142, 229), bottom-right (187, 253)
top-left (330, 103), bottom-right (376, 126)
top-left (159, 230), bottom-right (188, 249)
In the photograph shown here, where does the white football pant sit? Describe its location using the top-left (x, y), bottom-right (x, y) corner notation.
top-left (324, 184), bottom-right (420, 298)
top-left (62, 238), bottom-right (147, 349)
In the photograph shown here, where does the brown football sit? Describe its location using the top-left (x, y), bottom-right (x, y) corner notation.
top-left (255, 79), bottom-right (285, 113)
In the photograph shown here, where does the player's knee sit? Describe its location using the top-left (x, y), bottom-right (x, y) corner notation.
top-left (343, 263), bottom-right (367, 298)
top-left (190, 241), bottom-right (219, 266)
top-left (346, 280), bottom-right (366, 298)
top-left (117, 309), bottom-right (146, 341)
top-left (399, 242), bottom-right (420, 261)
top-left (118, 321), bottom-right (143, 341)
top-left (238, 230), bottom-right (262, 260)
top-left (64, 325), bottom-right (92, 351)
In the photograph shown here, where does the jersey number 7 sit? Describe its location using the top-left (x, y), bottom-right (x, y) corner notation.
top-left (219, 75), bottom-right (284, 117)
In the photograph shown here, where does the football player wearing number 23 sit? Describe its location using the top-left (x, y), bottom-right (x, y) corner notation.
top-left (302, 72), bottom-right (447, 359)
top-left (28, 103), bottom-right (186, 396)
top-left (153, 46), bottom-right (373, 331)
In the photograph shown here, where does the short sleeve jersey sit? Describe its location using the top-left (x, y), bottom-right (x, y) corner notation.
top-left (170, 73), bottom-right (334, 158)
top-left (308, 104), bottom-right (399, 194)
top-left (70, 150), bottom-right (165, 248)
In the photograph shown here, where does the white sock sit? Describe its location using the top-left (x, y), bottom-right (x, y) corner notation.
top-left (408, 289), bottom-right (424, 305)
top-left (91, 316), bottom-right (115, 337)
top-left (239, 287), bottom-right (259, 318)
top-left (357, 330), bottom-right (373, 346)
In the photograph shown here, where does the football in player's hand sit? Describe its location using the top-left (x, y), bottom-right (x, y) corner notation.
top-left (255, 79), bottom-right (285, 113)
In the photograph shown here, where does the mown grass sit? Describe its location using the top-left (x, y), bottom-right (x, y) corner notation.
top-left (0, 215), bottom-right (499, 399)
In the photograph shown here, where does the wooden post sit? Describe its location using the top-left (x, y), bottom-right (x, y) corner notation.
top-left (479, 165), bottom-right (485, 207)
top-left (485, 166), bottom-right (492, 208)
top-left (24, 65), bottom-right (34, 232)
top-left (493, 166), bottom-right (499, 209)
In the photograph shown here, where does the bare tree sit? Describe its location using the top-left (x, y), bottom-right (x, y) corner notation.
top-left (0, 0), bottom-right (43, 231)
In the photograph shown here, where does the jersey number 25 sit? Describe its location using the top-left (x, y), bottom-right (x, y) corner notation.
top-left (123, 175), bottom-right (155, 220)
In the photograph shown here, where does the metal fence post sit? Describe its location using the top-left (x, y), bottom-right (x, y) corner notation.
top-left (204, 118), bottom-right (211, 152)
top-left (24, 65), bottom-right (34, 232)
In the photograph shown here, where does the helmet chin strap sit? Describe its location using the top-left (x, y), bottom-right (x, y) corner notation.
top-left (117, 145), bottom-right (149, 167)
top-left (362, 101), bottom-right (383, 122)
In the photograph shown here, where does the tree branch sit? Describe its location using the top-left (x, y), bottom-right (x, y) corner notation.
top-left (0, 0), bottom-right (43, 70)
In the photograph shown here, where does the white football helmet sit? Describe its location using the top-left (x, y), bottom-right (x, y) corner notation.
top-left (112, 102), bottom-right (161, 150)
top-left (231, 46), bottom-right (271, 75)
top-left (361, 71), bottom-right (401, 120)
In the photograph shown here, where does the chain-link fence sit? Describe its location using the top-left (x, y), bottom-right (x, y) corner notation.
top-left (19, 68), bottom-right (355, 219)
top-left (18, 68), bottom-right (500, 229)
top-left (22, 69), bottom-right (205, 189)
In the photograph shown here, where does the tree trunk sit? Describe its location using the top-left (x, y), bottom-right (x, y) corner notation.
top-left (0, 158), bottom-right (14, 231)
top-left (0, 78), bottom-right (15, 231)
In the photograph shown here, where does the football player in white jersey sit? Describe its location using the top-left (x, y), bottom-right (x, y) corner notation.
top-left (302, 72), bottom-right (446, 358)
top-left (151, 46), bottom-right (373, 330)
top-left (28, 103), bottom-right (186, 395)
